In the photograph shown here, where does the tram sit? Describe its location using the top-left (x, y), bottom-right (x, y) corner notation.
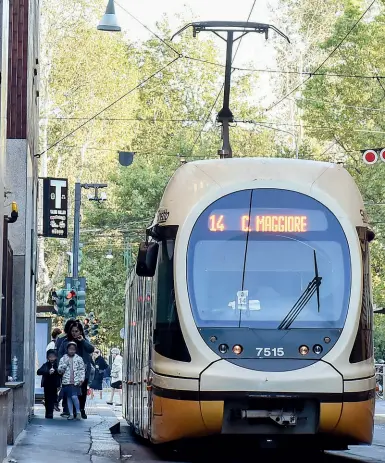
top-left (122, 157), bottom-right (375, 450)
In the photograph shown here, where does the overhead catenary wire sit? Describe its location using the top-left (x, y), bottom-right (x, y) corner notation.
top-left (35, 56), bottom-right (181, 157)
top-left (40, 0), bottom-right (381, 157)
top-left (266, 0), bottom-right (377, 112)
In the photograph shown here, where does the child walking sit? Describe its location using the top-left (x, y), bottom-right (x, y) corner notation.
top-left (37, 349), bottom-right (61, 419)
top-left (58, 341), bottom-right (85, 420)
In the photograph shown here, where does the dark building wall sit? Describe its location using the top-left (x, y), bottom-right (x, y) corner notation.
top-left (7, 0), bottom-right (29, 139)
top-left (6, 0), bottom-right (39, 423)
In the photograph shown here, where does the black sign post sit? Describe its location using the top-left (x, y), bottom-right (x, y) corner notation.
top-left (42, 178), bottom-right (68, 238)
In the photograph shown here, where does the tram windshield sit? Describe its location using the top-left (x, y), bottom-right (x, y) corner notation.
top-left (187, 189), bottom-right (351, 329)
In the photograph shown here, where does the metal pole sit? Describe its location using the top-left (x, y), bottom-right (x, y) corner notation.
top-left (73, 182), bottom-right (81, 280)
top-left (217, 31), bottom-right (234, 159)
top-left (222, 31), bottom-right (233, 115)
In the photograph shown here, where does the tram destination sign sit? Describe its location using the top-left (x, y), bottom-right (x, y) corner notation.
top-left (42, 177), bottom-right (68, 239)
top-left (208, 209), bottom-right (328, 233)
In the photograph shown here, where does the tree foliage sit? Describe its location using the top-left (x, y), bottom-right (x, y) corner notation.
top-left (39, 0), bottom-right (279, 346)
top-left (274, 0), bottom-right (385, 355)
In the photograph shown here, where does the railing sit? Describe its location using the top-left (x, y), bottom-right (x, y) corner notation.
top-left (375, 363), bottom-right (384, 399)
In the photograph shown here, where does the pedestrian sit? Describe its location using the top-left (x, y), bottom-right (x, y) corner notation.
top-left (56, 318), bottom-right (76, 356)
top-left (90, 349), bottom-right (108, 400)
top-left (58, 341), bottom-right (85, 421)
top-left (103, 363), bottom-right (111, 390)
top-left (107, 348), bottom-right (123, 406)
top-left (46, 328), bottom-right (62, 352)
top-left (56, 318), bottom-right (76, 416)
top-left (58, 320), bottom-right (94, 419)
top-left (37, 349), bottom-right (61, 419)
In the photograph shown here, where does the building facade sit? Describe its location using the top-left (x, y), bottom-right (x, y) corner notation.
top-left (0, 0), bottom-right (39, 458)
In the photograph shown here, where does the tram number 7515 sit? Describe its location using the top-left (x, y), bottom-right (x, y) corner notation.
top-left (256, 348), bottom-right (284, 357)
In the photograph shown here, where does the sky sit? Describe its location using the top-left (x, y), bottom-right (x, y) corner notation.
top-left (113, 0), bottom-right (281, 72)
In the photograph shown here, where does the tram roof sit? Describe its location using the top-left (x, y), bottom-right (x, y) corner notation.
top-left (153, 157), bottom-right (365, 228)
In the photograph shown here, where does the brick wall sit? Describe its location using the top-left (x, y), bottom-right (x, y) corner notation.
top-left (7, 0), bottom-right (29, 139)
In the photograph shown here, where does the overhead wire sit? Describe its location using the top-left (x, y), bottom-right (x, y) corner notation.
top-left (266, 0), bottom-right (377, 112)
top-left (114, 0), bottom-right (181, 57)
top-left (40, 0), bottom-right (380, 158)
top-left (35, 56), bottom-right (181, 157)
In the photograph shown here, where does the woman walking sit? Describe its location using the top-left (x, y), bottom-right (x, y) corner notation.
top-left (107, 348), bottom-right (123, 406)
top-left (58, 341), bottom-right (85, 421)
top-left (90, 349), bottom-right (108, 399)
top-left (58, 320), bottom-right (94, 419)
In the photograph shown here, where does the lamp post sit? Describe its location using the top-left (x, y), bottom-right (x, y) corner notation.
top-left (73, 183), bottom-right (108, 280)
top-left (98, 0), bottom-right (121, 32)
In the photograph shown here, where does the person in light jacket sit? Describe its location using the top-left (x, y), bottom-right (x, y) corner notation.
top-left (58, 342), bottom-right (85, 421)
top-left (58, 321), bottom-right (94, 419)
top-left (107, 348), bottom-right (123, 406)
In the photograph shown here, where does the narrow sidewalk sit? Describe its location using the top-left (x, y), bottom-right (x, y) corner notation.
top-left (5, 395), bottom-right (122, 463)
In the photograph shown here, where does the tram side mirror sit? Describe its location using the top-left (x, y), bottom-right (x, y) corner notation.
top-left (136, 241), bottom-right (159, 277)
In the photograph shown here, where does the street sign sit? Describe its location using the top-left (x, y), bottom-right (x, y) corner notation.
top-left (42, 178), bottom-right (68, 238)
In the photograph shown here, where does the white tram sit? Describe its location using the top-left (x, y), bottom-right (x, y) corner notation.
top-left (123, 157), bottom-right (375, 450)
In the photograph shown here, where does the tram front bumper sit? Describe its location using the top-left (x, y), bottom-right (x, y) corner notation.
top-left (199, 359), bottom-right (343, 436)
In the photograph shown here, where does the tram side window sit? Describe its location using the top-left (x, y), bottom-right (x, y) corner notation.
top-left (350, 237), bottom-right (373, 363)
top-left (153, 240), bottom-right (191, 362)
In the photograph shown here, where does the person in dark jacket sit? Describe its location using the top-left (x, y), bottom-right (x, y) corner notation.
top-left (58, 320), bottom-right (94, 419)
top-left (90, 349), bottom-right (108, 399)
top-left (37, 349), bottom-right (61, 419)
top-left (56, 318), bottom-right (76, 356)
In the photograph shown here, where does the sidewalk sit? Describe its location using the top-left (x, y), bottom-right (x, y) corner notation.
top-left (4, 394), bottom-right (122, 463)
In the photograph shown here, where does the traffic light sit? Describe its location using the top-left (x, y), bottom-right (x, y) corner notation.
top-left (64, 289), bottom-right (77, 318)
top-left (90, 320), bottom-right (99, 337)
top-left (53, 289), bottom-right (67, 315)
top-left (77, 289), bottom-right (86, 315)
top-left (84, 318), bottom-right (90, 337)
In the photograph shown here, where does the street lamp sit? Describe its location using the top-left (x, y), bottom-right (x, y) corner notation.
top-left (97, 0), bottom-right (121, 32)
top-left (106, 250), bottom-right (114, 259)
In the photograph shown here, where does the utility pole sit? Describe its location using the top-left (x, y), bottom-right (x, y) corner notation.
top-left (172, 21), bottom-right (290, 159)
top-left (73, 182), bottom-right (82, 280)
top-left (72, 182), bottom-right (107, 281)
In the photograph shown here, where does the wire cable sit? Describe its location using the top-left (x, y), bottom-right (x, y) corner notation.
top-left (266, 0), bottom-right (376, 112)
top-left (114, 0), bottom-right (181, 57)
top-left (35, 57), bottom-right (181, 157)
top-left (233, 0), bottom-right (257, 62)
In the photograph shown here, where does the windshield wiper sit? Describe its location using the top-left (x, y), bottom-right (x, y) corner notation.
top-left (278, 250), bottom-right (322, 330)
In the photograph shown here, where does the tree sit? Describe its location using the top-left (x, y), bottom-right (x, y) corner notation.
top-left (39, 0), bottom-right (279, 345)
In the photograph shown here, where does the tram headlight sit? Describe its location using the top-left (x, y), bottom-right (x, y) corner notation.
top-left (299, 345), bottom-right (309, 356)
top-left (232, 345), bottom-right (243, 355)
top-left (313, 345), bottom-right (323, 355)
top-left (219, 344), bottom-right (228, 354)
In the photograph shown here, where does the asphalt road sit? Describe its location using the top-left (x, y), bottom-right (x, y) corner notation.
top-left (117, 423), bottom-right (385, 463)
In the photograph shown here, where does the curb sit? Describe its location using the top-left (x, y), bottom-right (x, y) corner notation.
top-left (89, 417), bottom-right (121, 461)
top-left (374, 415), bottom-right (385, 424)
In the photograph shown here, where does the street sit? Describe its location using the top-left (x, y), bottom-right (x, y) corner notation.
top-left (6, 397), bottom-right (385, 463)
top-left (117, 399), bottom-right (385, 463)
